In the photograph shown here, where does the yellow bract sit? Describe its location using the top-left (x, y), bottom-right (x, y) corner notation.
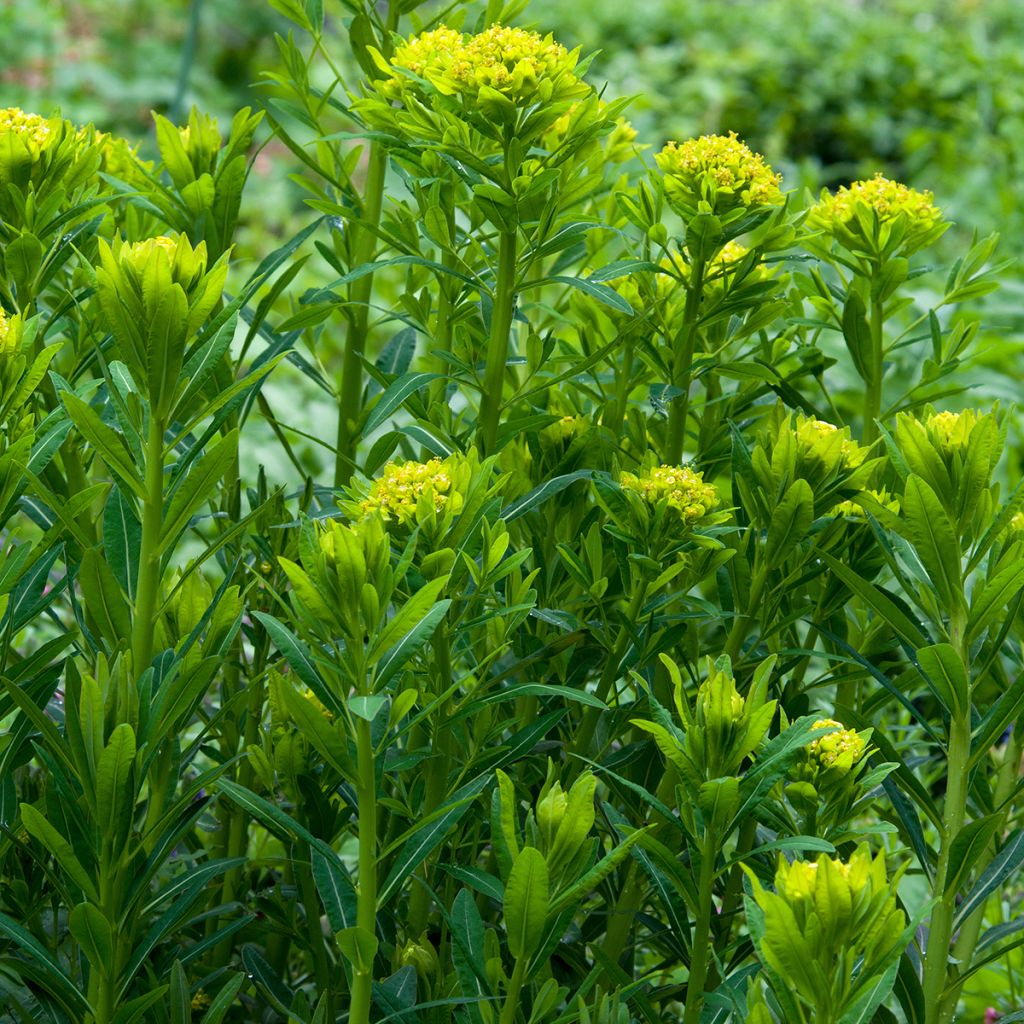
top-left (656, 132), bottom-right (783, 217)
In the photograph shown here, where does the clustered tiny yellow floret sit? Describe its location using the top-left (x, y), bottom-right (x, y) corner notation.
top-left (811, 173), bottom-right (941, 231)
top-left (1011, 512), bottom-right (1024, 532)
top-left (621, 465), bottom-right (718, 522)
top-left (809, 718), bottom-right (867, 770)
top-left (655, 132), bottom-right (783, 213)
top-left (794, 417), bottom-right (862, 465)
top-left (926, 409), bottom-right (975, 450)
top-left (0, 107), bottom-right (52, 148)
top-left (833, 488), bottom-right (900, 519)
top-left (360, 458), bottom-right (454, 523)
top-left (389, 24), bottom-right (580, 103)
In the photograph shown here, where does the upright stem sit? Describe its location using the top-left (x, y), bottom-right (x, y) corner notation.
top-left (499, 957), bottom-right (527, 1024)
top-left (863, 291), bottom-right (884, 445)
top-left (666, 257), bottom-right (705, 466)
top-left (683, 829), bottom-right (718, 1024)
top-left (477, 229), bottom-right (518, 455)
top-left (131, 413), bottom-right (165, 674)
top-left (923, 610), bottom-right (972, 1024)
top-left (723, 558), bottom-right (766, 663)
top-left (335, 143), bottom-right (388, 487)
top-left (349, 715), bottom-right (378, 1024)
top-left (940, 726), bottom-right (1022, 1020)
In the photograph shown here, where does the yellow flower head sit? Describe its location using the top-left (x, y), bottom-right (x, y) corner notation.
top-left (655, 132), bottom-right (783, 218)
top-left (808, 718), bottom-right (868, 774)
top-left (0, 107), bottom-right (53, 149)
top-left (118, 234), bottom-right (209, 292)
top-left (621, 464), bottom-right (719, 523)
top-left (360, 457), bottom-right (462, 524)
top-left (833, 488), bottom-right (900, 520)
top-left (1011, 512), bottom-right (1024, 533)
top-left (387, 24), bottom-right (583, 107)
top-left (190, 990), bottom-right (211, 1013)
top-left (794, 416), bottom-right (865, 469)
top-left (809, 173), bottom-right (945, 257)
top-left (925, 409), bottom-right (977, 452)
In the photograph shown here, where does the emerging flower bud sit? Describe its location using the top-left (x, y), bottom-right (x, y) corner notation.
top-left (807, 718), bottom-right (868, 775)
top-left (536, 781), bottom-right (569, 847)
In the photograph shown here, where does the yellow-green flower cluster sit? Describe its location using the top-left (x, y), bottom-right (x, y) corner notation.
top-left (794, 416), bottom-right (865, 469)
top-left (655, 132), bottom-right (783, 218)
top-left (0, 309), bottom-right (11, 353)
top-left (1011, 512), bottom-right (1024, 532)
top-left (0, 107), bottom-right (52, 149)
top-left (385, 24), bottom-right (584, 106)
top-left (812, 173), bottom-right (940, 232)
top-left (809, 173), bottom-right (945, 258)
top-left (621, 464), bottom-right (719, 523)
top-left (925, 409), bottom-right (978, 452)
top-left (360, 458), bottom-right (461, 524)
top-left (833, 488), bottom-right (900, 519)
top-left (117, 234), bottom-right (211, 294)
top-left (808, 718), bottom-right (868, 774)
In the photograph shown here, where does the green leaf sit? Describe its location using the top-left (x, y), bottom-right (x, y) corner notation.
top-left (0, 910), bottom-right (92, 1015)
top-left (311, 849), bottom-right (357, 932)
top-left (945, 814), bottom-right (1001, 897)
top-left (765, 478), bottom-right (814, 567)
top-left (69, 902), bottom-right (113, 971)
top-left (841, 290), bottom-right (872, 381)
top-left (198, 974), bottom-right (245, 1024)
top-left (550, 274), bottom-right (633, 314)
top-left (78, 548), bottom-right (131, 648)
top-left (95, 724), bottom-right (136, 848)
top-left (103, 486), bottom-right (141, 599)
top-left (504, 847), bottom-right (549, 962)
top-left (251, 611), bottom-right (336, 713)
top-left (61, 392), bottom-right (145, 500)
top-left (157, 430), bottom-right (238, 555)
top-left (363, 372), bottom-right (442, 435)
top-left (954, 830), bottom-right (1024, 929)
top-left (500, 471), bottom-right (593, 521)
top-left (916, 643), bottom-right (969, 717)
top-left (240, 944), bottom-right (295, 1017)
top-left (19, 804), bottom-right (99, 902)
top-left (450, 889), bottom-right (491, 1018)
top-left (968, 559), bottom-right (1024, 643)
top-left (169, 960), bottom-right (190, 1024)
top-left (902, 475), bottom-right (963, 611)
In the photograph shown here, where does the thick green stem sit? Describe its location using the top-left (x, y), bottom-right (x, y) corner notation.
top-left (604, 334), bottom-right (635, 438)
top-left (863, 293), bottom-right (884, 445)
top-left (922, 708), bottom-right (972, 1024)
top-left (131, 413), bottom-right (165, 674)
top-left (349, 715), bottom-right (378, 1024)
top-left (335, 143), bottom-right (388, 487)
top-left (499, 956), bottom-right (528, 1024)
top-left (940, 727), bottom-right (1022, 1020)
top-left (601, 863), bottom-right (643, 970)
top-left (477, 229), bottom-right (518, 455)
top-left (683, 830), bottom-right (718, 1024)
top-left (665, 257), bottom-right (705, 466)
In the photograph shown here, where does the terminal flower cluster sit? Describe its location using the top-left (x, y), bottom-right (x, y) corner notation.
top-left (384, 24), bottom-right (586, 107)
top-left (808, 718), bottom-right (868, 774)
top-left (360, 458), bottom-right (460, 524)
top-left (655, 131), bottom-right (783, 218)
top-left (0, 107), bottom-right (52, 149)
top-left (621, 464), bottom-right (719, 523)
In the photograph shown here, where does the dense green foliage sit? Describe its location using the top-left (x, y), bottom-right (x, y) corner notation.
top-left (0, 2), bottom-right (1022, 1024)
